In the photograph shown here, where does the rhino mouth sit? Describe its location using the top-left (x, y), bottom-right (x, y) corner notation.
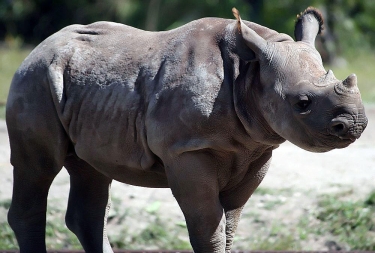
top-left (308, 124), bottom-right (360, 152)
top-left (326, 114), bottom-right (367, 145)
top-left (324, 125), bottom-right (364, 149)
top-left (300, 113), bottom-right (367, 152)
top-left (308, 135), bottom-right (354, 152)
top-left (332, 136), bottom-right (356, 147)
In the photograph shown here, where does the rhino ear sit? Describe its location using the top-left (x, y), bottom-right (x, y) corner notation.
top-left (294, 7), bottom-right (324, 47)
top-left (232, 8), bottom-right (267, 55)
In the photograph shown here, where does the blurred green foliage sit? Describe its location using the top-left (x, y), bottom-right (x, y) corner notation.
top-left (0, 0), bottom-right (374, 56)
top-left (0, 0), bottom-right (250, 44)
top-left (0, 0), bottom-right (374, 106)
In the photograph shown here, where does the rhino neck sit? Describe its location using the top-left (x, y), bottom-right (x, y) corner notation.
top-left (233, 61), bottom-right (285, 146)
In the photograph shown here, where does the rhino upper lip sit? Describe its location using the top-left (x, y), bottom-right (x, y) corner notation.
top-left (338, 136), bottom-right (356, 142)
top-left (318, 132), bottom-right (356, 149)
top-left (334, 136), bottom-right (356, 148)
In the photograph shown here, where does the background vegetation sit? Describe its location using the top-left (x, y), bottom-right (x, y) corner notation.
top-left (0, 0), bottom-right (374, 250)
top-left (1, 0), bottom-right (375, 107)
top-left (1, 188), bottom-right (375, 250)
top-left (1, 0), bottom-right (375, 53)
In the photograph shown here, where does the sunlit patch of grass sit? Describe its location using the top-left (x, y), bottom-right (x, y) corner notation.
top-left (45, 205), bottom-right (82, 249)
top-left (0, 199), bottom-right (17, 249)
top-left (248, 222), bottom-right (303, 250)
top-left (108, 202), bottom-right (191, 250)
top-left (2, 189), bottom-right (375, 250)
top-left (314, 190), bottom-right (375, 250)
top-left (238, 188), bottom-right (375, 250)
top-left (0, 221), bottom-right (18, 249)
top-left (254, 187), bottom-right (292, 196)
top-left (115, 216), bottom-right (191, 250)
top-left (0, 46), bottom-right (32, 104)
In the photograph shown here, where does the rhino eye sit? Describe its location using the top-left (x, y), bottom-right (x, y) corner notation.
top-left (295, 96), bottom-right (311, 112)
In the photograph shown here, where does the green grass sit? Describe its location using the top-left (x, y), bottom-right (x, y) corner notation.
top-left (0, 46), bottom-right (32, 117)
top-left (108, 200), bottom-right (191, 250)
top-left (254, 186), bottom-right (292, 196)
top-left (0, 46), bottom-right (31, 103)
top-left (248, 222), bottom-right (303, 250)
top-left (314, 191), bottom-right (375, 250)
top-left (234, 187), bottom-right (375, 250)
top-left (1, 188), bottom-right (375, 250)
top-left (109, 216), bottom-right (191, 250)
top-left (0, 221), bottom-right (18, 249)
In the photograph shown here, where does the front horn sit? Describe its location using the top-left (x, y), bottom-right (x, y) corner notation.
top-left (294, 7), bottom-right (324, 47)
top-left (335, 74), bottom-right (360, 95)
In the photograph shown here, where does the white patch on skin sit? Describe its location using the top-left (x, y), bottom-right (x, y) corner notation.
top-left (191, 63), bottom-right (222, 117)
top-left (224, 23), bottom-right (236, 46)
top-left (265, 43), bottom-right (277, 65)
top-left (274, 80), bottom-right (285, 99)
top-left (48, 65), bottom-right (64, 103)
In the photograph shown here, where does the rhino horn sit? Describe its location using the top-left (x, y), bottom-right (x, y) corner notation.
top-left (343, 74), bottom-right (357, 89)
top-left (232, 7), bottom-right (267, 54)
top-left (294, 7), bottom-right (324, 47)
top-left (335, 74), bottom-right (360, 95)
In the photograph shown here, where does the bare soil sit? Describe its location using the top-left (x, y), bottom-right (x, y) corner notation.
top-left (0, 105), bottom-right (374, 250)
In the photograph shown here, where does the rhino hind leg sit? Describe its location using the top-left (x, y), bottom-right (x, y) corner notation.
top-left (64, 153), bottom-right (113, 253)
top-left (6, 76), bottom-right (69, 252)
top-left (7, 154), bottom-right (64, 253)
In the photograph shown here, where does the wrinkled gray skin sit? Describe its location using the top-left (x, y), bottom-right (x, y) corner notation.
top-left (6, 8), bottom-right (367, 253)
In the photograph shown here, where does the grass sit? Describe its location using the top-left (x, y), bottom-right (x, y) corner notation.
top-left (0, 45), bottom-right (32, 118)
top-left (247, 222), bottom-right (303, 250)
top-left (108, 200), bottom-right (191, 250)
top-left (0, 46), bottom-right (31, 103)
top-left (1, 188), bottom-right (375, 250)
top-left (314, 191), bottom-right (375, 250)
top-left (109, 216), bottom-right (191, 250)
top-left (0, 199), bottom-right (17, 249)
top-left (0, 221), bottom-right (18, 249)
top-left (238, 188), bottom-right (375, 250)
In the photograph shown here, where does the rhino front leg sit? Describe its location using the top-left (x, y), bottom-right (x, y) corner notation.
top-left (165, 152), bottom-right (226, 253)
top-left (223, 207), bottom-right (244, 252)
top-left (220, 150), bottom-right (273, 252)
top-left (64, 154), bottom-right (113, 253)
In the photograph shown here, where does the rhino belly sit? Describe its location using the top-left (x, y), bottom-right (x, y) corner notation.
top-left (62, 85), bottom-right (168, 186)
top-left (71, 118), bottom-right (168, 187)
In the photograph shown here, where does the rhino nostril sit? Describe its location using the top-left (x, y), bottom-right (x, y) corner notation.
top-left (329, 119), bottom-right (348, 137)
top-left (332, 123), bottom-right (345, 133)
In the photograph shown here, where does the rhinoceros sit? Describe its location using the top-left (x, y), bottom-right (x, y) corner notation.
top-left (6, 7), bottom-right (367, 253)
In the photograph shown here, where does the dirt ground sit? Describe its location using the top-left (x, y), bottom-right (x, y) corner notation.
top-left (0, 105), bottom-right (374, 250)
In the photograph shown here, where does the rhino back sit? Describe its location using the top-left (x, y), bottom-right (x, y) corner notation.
top-left (9, 17), bottom-right (285, 179)
top-left (39, 19), bottom-right (237, 172)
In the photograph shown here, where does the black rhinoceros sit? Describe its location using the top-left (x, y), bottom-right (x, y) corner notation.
top-left (6, 7), bottom-right (367, 253)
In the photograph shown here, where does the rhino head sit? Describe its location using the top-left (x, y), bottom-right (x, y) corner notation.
top-left (234, 7), bottom-right (367, 152)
